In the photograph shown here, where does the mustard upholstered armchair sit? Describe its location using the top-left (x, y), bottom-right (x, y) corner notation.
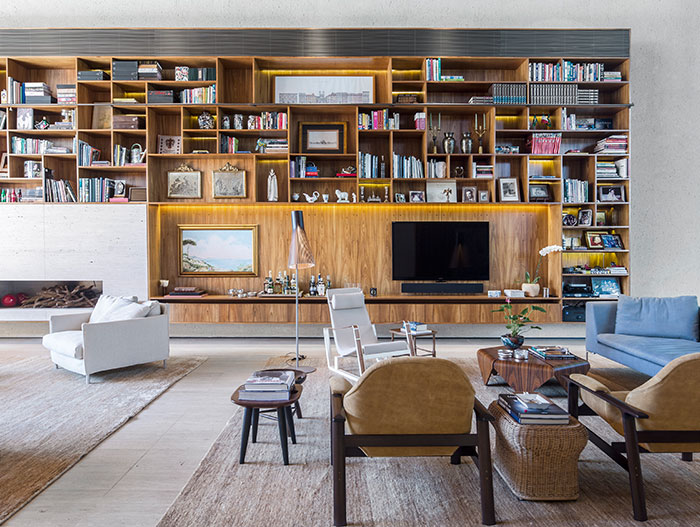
top-left (567, 352), bottom-right (700, 522)
top-left (330, 356), bottom-right (495, 526)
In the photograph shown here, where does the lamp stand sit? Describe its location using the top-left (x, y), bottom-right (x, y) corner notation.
top-left (294, 264), bottom-right (316, 374)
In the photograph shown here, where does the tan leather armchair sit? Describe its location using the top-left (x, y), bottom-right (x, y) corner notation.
top-left (567, 352), bottom-right (700, 522)
top-left (330, 356), bottom-right (495, 526)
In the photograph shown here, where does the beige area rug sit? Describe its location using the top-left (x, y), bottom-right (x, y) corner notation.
top-left (0, 355), bottom-right (205, 524)
top-left (158, 357), bottom-right (700, 526)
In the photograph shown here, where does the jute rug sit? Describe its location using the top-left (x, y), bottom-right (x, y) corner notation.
top-left (158, 356), bottom-right (700, 526)
top-left (0, 355), bottom-right (205, 524)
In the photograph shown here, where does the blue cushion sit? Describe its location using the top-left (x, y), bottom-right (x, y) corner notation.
top-left (598, 333), bottom-right (700, 367)
top-left (614, 295), bottom-right (699, 341)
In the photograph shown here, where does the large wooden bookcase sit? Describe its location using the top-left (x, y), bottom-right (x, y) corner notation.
top-left (0, 29), bottom-right (631, 325)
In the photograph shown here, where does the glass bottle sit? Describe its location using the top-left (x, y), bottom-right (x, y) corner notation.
top-left (326, 275), bottom-right (332, 294)
top-left (17, 189), bottom-right (21, 202)
top-left (10, 189), bottom-right (17, 202)
top-left (283, 271), bottom-right (290, 295)
top-left (309, 274), bottom-right (316, 296)
top-left (290, 273), bottom-right (297, 295)
top-left (274, 271), bottom-right (283, 294)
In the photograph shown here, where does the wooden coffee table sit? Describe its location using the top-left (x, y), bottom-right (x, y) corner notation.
top-left (477, 346), bottom-right (589, 393)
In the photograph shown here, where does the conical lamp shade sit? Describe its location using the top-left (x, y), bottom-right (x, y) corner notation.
top-left (288, 210), bottom-right (315, 269)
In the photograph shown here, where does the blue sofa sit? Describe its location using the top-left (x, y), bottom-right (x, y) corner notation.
top-left (586, 298), bottom-right (700, 376)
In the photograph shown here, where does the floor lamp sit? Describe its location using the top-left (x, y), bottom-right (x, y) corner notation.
top-left (288, 210), bottom-right (315, 373)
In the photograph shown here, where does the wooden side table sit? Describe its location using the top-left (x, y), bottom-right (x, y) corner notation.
top-left (231, 384), bottom-right (303, 465)
top-left (390, 327), bottom-right (437, 357)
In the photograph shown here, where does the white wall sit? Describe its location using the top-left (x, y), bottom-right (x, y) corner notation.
top-left (2, 204), bottom-right (148, 299)
top-left (2, 0), bottom-right (699, 297)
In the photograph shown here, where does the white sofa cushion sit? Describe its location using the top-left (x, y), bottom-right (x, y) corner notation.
top-left (142, 300), bottom-right (161, 317)
top-left (42, 330), bottom-right (84, 359)
top-left (90, 295), bottom-right (150, 323)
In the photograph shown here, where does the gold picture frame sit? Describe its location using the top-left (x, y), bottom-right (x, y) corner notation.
top-left (179, 224), bottom-right (258, 276)
top-left (212, 162), bottom-right (246, 198)
top-left (167, 163), bottom-right (201, 199)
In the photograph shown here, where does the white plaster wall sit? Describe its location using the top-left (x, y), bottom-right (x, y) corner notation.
top-left (2, 0), bottom-right (700, 297)
top-left (1, 204), bottom-right (148, 299)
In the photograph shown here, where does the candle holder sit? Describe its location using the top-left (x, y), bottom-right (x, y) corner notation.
top-left (474, 113), bottom-right (488, 154)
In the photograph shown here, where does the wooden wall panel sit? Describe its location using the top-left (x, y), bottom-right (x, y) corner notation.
top-left (153, 202), bottom-right (554, 298)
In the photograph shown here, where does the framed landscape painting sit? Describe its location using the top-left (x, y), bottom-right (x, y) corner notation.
top-left (179, 225), bottom-right (258, 276)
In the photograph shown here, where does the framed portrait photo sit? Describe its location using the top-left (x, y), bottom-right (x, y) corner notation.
top-left (585, 230), bottom-right (607, 249)
top-left (462, 186), bottom-right (477, 203)
top-left (598, 185), bottom-right (626, 202)
top-left (167, 164), bottom-right (201, 199)
top-left (114, 179), bottom-right (127, 198)
top-left (478, 189), bottom-right (490, 203)
top-left (179, 224), bottom-right (258, 276)
top-left (528, 183), bottom-right (550, 202)
top-left (409, 190), bottom-right (425, 203)
top-left (577, 208), bottom-right (593, 227)
top-left (212, 162), bottom-right (246, 198)
top-left (299, 122), bottom-right (347, 154)
top-left (394, 192), bottom-right (406, 203)
top-left (498, 177), bottom-right (520, 202)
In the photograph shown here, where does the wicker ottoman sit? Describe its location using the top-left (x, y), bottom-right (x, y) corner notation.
top-left (488, 400), bottom-right (588, 501)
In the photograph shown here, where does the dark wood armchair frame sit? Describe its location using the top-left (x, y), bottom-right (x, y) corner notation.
top-left (330, 391), bottom-right (496, 526)
top-left (566, 375), bottom-right (700, 522)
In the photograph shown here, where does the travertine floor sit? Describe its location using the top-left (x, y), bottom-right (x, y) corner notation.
top-left (2, 336), bottom-right (585, 527)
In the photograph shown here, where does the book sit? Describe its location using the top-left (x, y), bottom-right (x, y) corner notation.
top-left (244, 370), bottom-right (295, 391)
top-left (237, 389), bottom-right (292, 402)
top-left (498, 393), bottom-right (569, 425)
top-left (408, 321), bottom-right (428, 332)
top-left (529, 346), bottom-right (577, 360)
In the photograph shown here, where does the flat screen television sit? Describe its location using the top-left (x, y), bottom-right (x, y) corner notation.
top-left (392, 221), bottom-right (489, 281)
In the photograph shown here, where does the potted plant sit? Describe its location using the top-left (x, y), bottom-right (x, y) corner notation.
top-left (493, 299), bottom-right (546, 350)
top-left (522, 244), bottom-right (563, 297)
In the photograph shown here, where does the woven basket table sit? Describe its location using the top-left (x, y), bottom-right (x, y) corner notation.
top-left (488, 400), bottom-right (588, 501)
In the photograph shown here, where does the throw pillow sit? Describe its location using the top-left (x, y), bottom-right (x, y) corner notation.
top-left (615, 295), bottom-right (699, 341)
top-left (90, 295), bottom-right (147, 323)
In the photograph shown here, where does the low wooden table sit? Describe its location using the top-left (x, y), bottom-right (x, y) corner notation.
top-left (231, 384), bottom-right (303, 465)
top-left (389, 327), bottom-right (437, 357)
top-left (477, 346), bottom-right (589, 393)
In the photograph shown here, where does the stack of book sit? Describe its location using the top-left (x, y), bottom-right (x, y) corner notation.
top-left (529, 62), bottom-right (562, 81)
top-left (12, 137), bottom-right (69, 155)
top-left (113, 144), bottom-right (129, 166)
top-left (138, 61), bottom-right (163, 80)
top-left (76, 139), bottom-right (101, 166)
top-left (603, 71), bottom-right (622, 82)
top-left (490, 83), bottom-right (526, 104)
top-left (594, 135), bottom-right (628, 154)
top-left (148, 90), bottom-right (175, 103)
top-left (425, 58), bottom-right (441, 81)
top-left (56, 84), bottom-right (76, 104)
top-left (472, 163), bottom-right (494, 178)
top-left (112, 60), bottom-right (139, 81)
top-left (167, 286), bottom-right (206, 297)
top-left (468, 96), bottom-right (494, 104)
top-left (257, 139), bottom-right (288, 154)
top-left (498, 393), bottom-right (569, 425)
top-left (221, 136), bottom-right (239, 154)
top-left (7, 77), bottom-right (22, 103)
top-left (24, 82), bottom-right (55, 104)
top-left (44, 175), bottom-right (77, 203)
top-left (78, 69), bottom-right (107, 81)
top-left (529, 84), bottom-right (578, 105)
top-left (180, 85), bottom-right (216, 104)
top-left (392, 154), bottom-right (423, 179)
top-left (413, 112), bottom-right (426, 129)
top-left (440, 75), bottom-right (464, 81)
top-left (563, 179), bottom-right (589, 203)
top-left (577, 89), bottom-right (599, 104)
top-left (238, 370), bottom-right (296, 402)
top-left (529, 133), bottom-right (562, 154)
top-left (358, 109), bottom-right (400, 130)
top-left (596, 161), bottom-right (618, 178)
top-left (246, 112), bottom-right (287, 130)
top-left (529, 346), bottom-right (577, 360)
top-left (359, 152), bottom-right (383, 179)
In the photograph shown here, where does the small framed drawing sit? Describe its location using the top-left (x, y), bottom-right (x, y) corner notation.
top-left (179, 224), bottom-right (258, 276)
top-left (427, 180), bottom-right (457, 202)
top-left (158, 135), bottom-right (182, 154)
top-left (585, 230), bottom-right (607, 249)
top-left (299, 122), bottom-right (347, 154)
top-left (114, 179), bottom-right (127, 198)
top-left (462, 186), bottom-right (477, 203)
top-left (212, 162), bottom-right (246, 198)
top-left (601, 233), bottom-right (624, 249)
top-left (528, 184), bottom-right (550, 202)
top-left (394, 193), bottom-right (406, 203)
top-left (595, 211), bottom-right (607, 226)
top-left (577, 208), bottom-right (593, 227)
top-left (0, 152), bottom-right (8, 174)
top-left (409, 190), bottom-right (425, 203)
top-left (598, 185), bottom-right (626, 202)
top-left (16, 108), bottom-right (34, 130)
top-left (478, 189), bottom-right (490, 203)
top-left (167, 163), bottom-right (201, 199)
top-left (498, 177), bottom-right (520, 202)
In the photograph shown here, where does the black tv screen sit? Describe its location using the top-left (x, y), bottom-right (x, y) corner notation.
top-left (392, 221), bottom-right (490, 281)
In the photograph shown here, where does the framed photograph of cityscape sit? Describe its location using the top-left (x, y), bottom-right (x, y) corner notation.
top-left (275, 76), bottom-right (374, 104)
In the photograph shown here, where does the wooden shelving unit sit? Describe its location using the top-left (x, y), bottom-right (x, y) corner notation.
top-left (0, 50), bottom-right (631, 324)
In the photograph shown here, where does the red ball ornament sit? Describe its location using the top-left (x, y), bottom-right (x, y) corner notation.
top-left (1, 294), bottom-right (18, 307)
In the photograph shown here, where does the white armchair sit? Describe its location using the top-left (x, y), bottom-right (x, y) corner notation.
top-left (43, 301), bottom-right (170, 384)
top-left (323, 288), bottom-right (414, 383)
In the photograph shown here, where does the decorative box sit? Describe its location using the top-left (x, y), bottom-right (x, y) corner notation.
top-left (113, 115), bottom-right (145, 129)
top-left (175, 66), bottom-right (190, 81)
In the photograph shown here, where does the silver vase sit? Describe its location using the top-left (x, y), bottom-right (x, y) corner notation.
top-left (460, 132), bottom-right (473, 154)
top-left (442, 132), bottom-right (456, 154)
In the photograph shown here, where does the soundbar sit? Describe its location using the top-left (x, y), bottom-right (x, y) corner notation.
top-left (401, 283), bottom-right (484, 294)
